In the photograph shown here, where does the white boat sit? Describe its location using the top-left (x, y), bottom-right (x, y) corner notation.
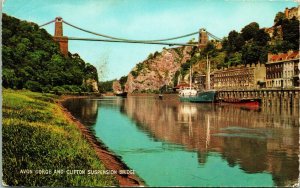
top-left (179, 87), bottom-right (198, 97)
top-left (179, 55), bottom-right (218, 103)
top-left (178, 64), bottom-right (198, 97)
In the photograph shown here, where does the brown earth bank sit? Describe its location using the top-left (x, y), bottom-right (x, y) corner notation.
top-left (57, 95), bottom-right (145, 186)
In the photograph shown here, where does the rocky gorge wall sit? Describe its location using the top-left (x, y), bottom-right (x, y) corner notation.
top-left (124, 46), bottom-right (194, 93)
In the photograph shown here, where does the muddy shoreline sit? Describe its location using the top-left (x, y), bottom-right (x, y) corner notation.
top-left (57, 95), bottom-right (145, 186)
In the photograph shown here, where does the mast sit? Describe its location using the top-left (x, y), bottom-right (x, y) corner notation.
top-left (205, 114), bottom-right (210, 150)
top-left (206, 54), bottom-right (210, 90)
top-left (189, 64), bottom-right (192, 90)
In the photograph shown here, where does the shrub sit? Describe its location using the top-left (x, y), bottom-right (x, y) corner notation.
top-left (52, 86), bottom-right (65, 95)
top-left (24, 81), bottom-right (42, 92)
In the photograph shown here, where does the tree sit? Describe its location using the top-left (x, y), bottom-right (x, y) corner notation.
top-left (2, 68), bottom-right (17, 88)
top-left (281, 18), bottom-right (299, 50)
top-left (2, 13), bottom-right (99, 93)
top-left (241, 22), bottom-right (259, 41)
top-left (119, 76), bottom-right (128, 91)
top-left (24, 81), bottom-right (42, 92)
top-left (254, 29), bottom-right (271, 46)
top-left (227, 30), bottom-right (245, 52)
top-left (242, 44), bottom-right (263, 64)
top-left (274, 12), bottom-right (285, 26)
top-left (201, 42), bottom-right (217, 57)
top-left (99, 80), bottom-right (114, 93)
top-left (227, 52), bottom-right (242, 66)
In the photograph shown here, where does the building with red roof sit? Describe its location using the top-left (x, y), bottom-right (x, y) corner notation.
top-left (266, 51), bottom-right (299, 88)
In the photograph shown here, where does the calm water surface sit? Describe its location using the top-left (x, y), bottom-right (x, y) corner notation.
top-left (63, 96), bottom-right (299, 186)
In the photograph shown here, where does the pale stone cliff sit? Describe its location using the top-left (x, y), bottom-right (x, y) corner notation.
top-left (112, 80), bottom-right (122, 94)
top-left (84, 78), bottom-right (99, 92)
top-left (125, 46), bottom-right (194, 93)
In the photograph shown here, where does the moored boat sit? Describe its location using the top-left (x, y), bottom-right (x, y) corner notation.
top-left (220, 98), bottom-right (261, 107)
top-left (179, 54), bottom-right (217, 103)
top-left (180, 90), bottom-right (218, 103)
top-left (179, 87), bottom-right (198, 97)
top-left (115, 92), bottom-right (128, 97)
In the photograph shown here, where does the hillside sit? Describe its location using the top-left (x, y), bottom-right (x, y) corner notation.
top-left (124, 46), bottom-right (194, 93)
top-left (2, 14), bottom-right (99, 93)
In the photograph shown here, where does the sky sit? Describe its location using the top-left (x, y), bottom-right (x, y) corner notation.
top-left (2, 0), bottom-right (299, 81)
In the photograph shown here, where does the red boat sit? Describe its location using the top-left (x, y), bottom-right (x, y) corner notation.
top-left (220, 98), bottom-right (261, 108)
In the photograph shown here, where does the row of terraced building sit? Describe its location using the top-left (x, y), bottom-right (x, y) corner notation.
top-left (194, 51), bottom-right (299, 90)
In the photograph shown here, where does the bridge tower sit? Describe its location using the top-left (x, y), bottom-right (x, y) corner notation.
top-left (198, 28), bottom-right (208, 49)
top-left (53, 17), bottom-right (68, 57)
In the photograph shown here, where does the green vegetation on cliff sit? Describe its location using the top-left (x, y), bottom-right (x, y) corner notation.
top-left (179, 14), bottom-right (299, 72)
top-left (2, 14), bottom-right (98, 93)
top-left (99, 80), bottom-right (114, 93)
top-left (2, 89), bottom-right (117, 186)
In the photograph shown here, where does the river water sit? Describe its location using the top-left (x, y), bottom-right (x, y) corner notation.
top-left (63, 96), bottom-right (299, 187)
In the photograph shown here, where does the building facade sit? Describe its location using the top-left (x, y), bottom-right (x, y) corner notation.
top-left (266, 51), bottom-right (299, 88)
top-left (213, 64), bottom-right (266, 90)
top-left (284, 6), bottom-right (300, 20)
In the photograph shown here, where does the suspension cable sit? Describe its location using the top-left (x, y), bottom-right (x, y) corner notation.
top-left (39, 18), bottom-right (222, 43)
top-left (39, 19), bottom-right (56, 27)
top-left (207, 31), bottom-right (222, 41)
top-left (67, 37), bottom-right (198, 46)
top-left (62, 20), bottom-right (198, 42)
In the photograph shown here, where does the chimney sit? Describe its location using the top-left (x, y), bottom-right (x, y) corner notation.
top-left (267, 53), bottom-right (273, 62)
top-left (285, 7), bottom-right (289, 18)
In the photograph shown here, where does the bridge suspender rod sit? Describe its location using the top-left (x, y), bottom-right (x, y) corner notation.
top-left (63, 20), bottom-right (199, 42)
top-left (67, 37), bottom-right (198, 47)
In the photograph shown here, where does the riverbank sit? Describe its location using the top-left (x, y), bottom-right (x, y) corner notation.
top-left (2, 89), bottom-right (143, 186)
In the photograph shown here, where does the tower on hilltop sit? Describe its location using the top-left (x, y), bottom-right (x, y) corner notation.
top-left (198, 28), bottom-right (208, 49)
top-left (53, 17), bottom-right (68, 57)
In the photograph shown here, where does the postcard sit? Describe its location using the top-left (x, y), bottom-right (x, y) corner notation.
top-left (2, 0), bottom-right (300, 187)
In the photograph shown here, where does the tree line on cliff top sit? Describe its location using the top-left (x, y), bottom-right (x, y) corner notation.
top-left (2, 14), bottom-right (99, 93)
top-left (220, 16), bottom-right (298, 67)
top-left (178, 11), bottom-right (299, 78)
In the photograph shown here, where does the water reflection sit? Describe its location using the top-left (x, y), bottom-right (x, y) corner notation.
top-left (63, 98), bottom-right (98, 126)
top-left (63, 96), bottom-right (299, 186)
top-left (121, 97), bottom-right (299, 186)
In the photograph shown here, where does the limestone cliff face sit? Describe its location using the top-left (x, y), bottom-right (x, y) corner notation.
top-left (84, 79), bottom-right (99, 92)
top-left (125, 47), bottom-right (193, 93)
top-left (112, 80), bottom-right (122, 94)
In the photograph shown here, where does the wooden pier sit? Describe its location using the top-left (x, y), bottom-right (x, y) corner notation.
top-left (217, 89), bottom-right (300, 108)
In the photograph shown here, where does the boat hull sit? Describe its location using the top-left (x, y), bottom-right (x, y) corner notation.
top-left (180, 90), bottom-right (217, 103)
top-left (220, 98), bottom-right (261, 108)
top-left (116, 92), bottom-right (128, 97)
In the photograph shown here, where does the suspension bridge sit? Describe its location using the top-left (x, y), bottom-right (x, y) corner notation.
top-left (39, 17), bottom-right (221, 56)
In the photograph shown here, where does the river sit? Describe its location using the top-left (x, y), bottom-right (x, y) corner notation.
top-left (63, 96), bottom-right (299, 187)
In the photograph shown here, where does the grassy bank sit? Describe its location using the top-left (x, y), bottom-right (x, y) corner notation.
top-left (2, 89), bottom-right (117, 187)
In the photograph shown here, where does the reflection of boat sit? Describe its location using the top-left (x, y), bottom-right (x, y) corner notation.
top-left (179, 104), bottom-right (197, 115)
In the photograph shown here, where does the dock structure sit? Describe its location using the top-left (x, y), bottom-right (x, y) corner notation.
top-left (217, 89), bottom-right (300, 108)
